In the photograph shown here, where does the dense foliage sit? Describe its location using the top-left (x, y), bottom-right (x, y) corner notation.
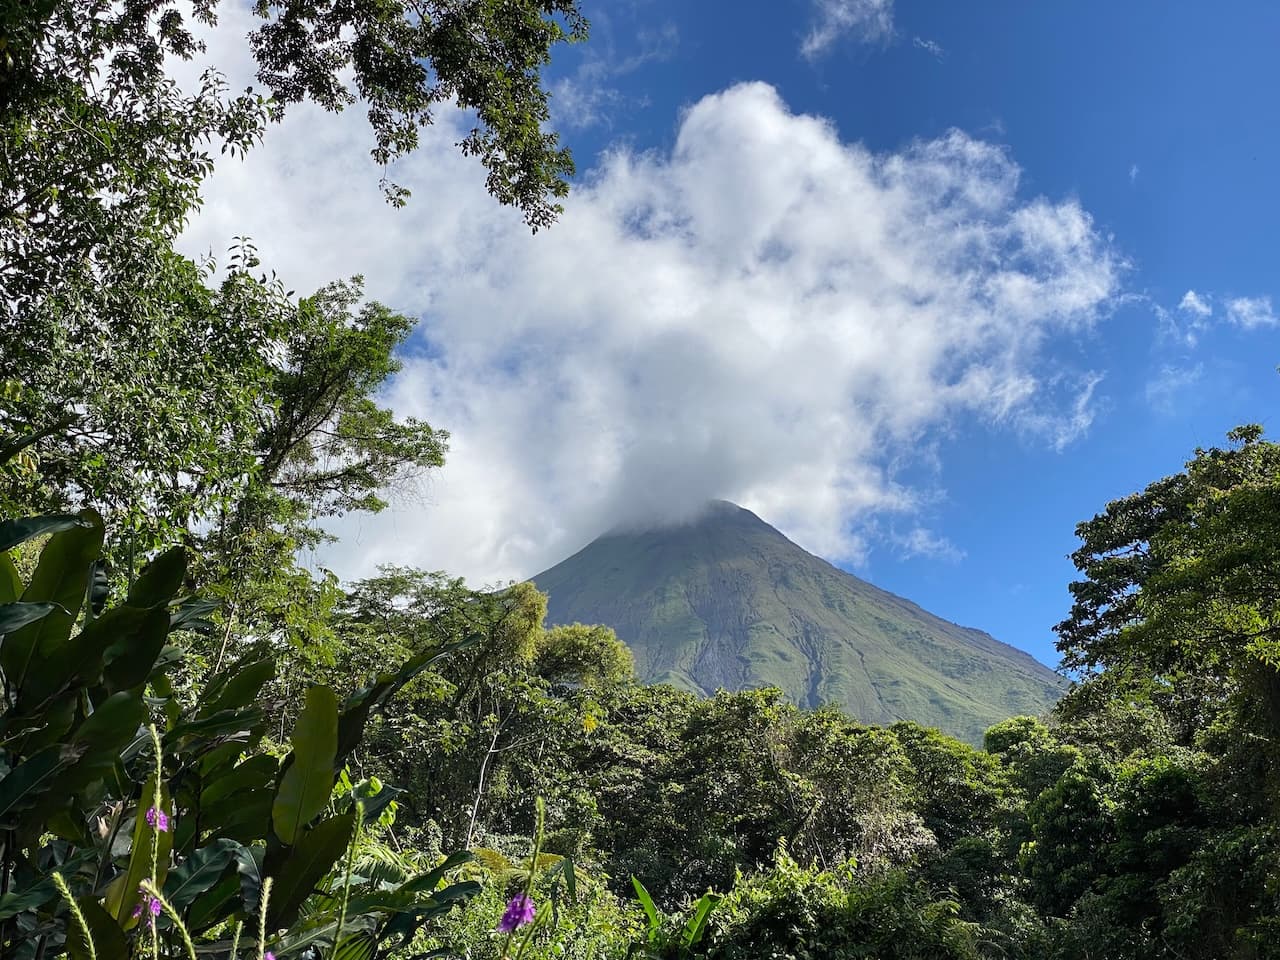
top-left (5, 424), bottom-right (1280, 958)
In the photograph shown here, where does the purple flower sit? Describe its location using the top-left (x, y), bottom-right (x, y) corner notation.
top-left (145, 806), bottom-right (170, 832)
top-left (131, 895), bottom-right (162, 924)
top-left (265, 953), bottom-right (276, 960)
top-left (497, 894), bottom-right (535, 933)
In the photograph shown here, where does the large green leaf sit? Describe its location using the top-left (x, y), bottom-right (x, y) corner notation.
top-left (1, 509), bottom-right (103, 699)
top-left (62, 604), bottom-right (161, 691)
top-left (272, 685), bottom-right (339, 846)
top-left (268, 810), bottom-right (357, 930)
top-left (631, 877), bottom-right (661, 939)
top-left (0, 514), bottom-right (90, 553)
top-left (170, 596), bottom-right (220, 630)
top-left (0, 744), bottom-right (85, 826)
top-left (201, 755), bottom-right (278, 808)
top-left (186, 872), bottom-right (242, 932)
top-left (68, 896), bottom-right (128, 960)
top-left (197, 659), bottom-right (276, 718)
top-left (126, 546), bottom-right (187, 608)
top-left (0, 552), bottom-right (21, 603)
top-left (100, 606), bottom-right (170, 694)
top-left (50, 693), bottom-right (149, 796)
top-left (164, 838), bottom-right (246, 910)
top-left (0, 601), bottom-right (58, 635)
top-left (233, 843), bottom-right (267, 916)
top-left (0, 882), bottom-right (56, 920)
top-left (165, 707), bottom-right (265, 746)
top-left (680, 892), bottom-right (721, 948)
top-left (332, 931), bottom-right (377, 960)
top-left (398, 851), bottom-right (475, 896)
top-left (379, 880), bottom-right (482, 949)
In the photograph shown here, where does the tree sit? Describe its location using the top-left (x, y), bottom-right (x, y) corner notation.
top-left (1055, 426), bottom-right (1280, 785)
top-left (2, 0), bottom-right (587, 592)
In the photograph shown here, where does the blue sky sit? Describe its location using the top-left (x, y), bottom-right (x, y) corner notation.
top-left (185, 2), bottom-right (1278, 672)
top-left (531, 0), bottom-right (1280, 666)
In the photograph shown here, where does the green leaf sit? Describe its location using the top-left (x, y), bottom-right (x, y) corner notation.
top-left (164, 839), bottom-right (246, 910)
top-left (0, 552), bottom-right (21, 603)
top-left (200, 755), bottom-right (278, 808)
top-left (336, 637), bottom-right (475, 764)
top-left (232, 843), bottom-right (266, 916)
top-left (165, 707), bottom-right (265, 746)
top-left (379, 881), bottom-right (481, 949)
top-left (100, 606), bottom-right (171, 694)
top-left (398, 850), bottom-right (475, 896)
top-left (0, 601), bottom-right (58, 635)
top-left (0, 882), bottom-right (57, 920)
top-left (268, 810), bottom-right (356, 930)
top-left (170, 596), bottom-right (219, 630)
top-left (126, 547), bottom-right (187, 608)
top-left (0, 514), bottom-right (89, 553)
top-left (631, 876), bottom-right (661, 939)
top-left (273, 685), bottom-right (338, 846)
top-left (1, 509), bottom-right (104, 698)
top-left (197, 659), bottom-right (276, 718)
top-left (680, 892), bottom-right (720, 948)
top-left (333, 931), bottom-right (377, 960)
top-left (0, 744), bottom-right (85, 826)
top-left (68, 896), bottom-right (128, 960)
top-left (185, 873), bottom-right (241, 933)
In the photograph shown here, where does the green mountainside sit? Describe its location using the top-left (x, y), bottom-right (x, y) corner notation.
top-left (532, 501), bottom-right (1062, 743)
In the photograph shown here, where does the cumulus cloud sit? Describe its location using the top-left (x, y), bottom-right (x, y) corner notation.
top-left (177, 18), bottom-right (1120, 586)
top-left (801, 0), bottom-right (895, 60)
top-left (1225, 295), bottom-right (1277, 329)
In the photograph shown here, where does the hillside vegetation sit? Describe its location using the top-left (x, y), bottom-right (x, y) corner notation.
top-left (535, 501), bottom-right (1061, 743)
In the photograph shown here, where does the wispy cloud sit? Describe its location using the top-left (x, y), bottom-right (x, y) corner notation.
top-left (551, 22), bottom-right (678, 129)
top-left (1145, 363), bottom-right (1203, 414)
top-left (1179, 289), bottom-right (1212, 318)
top-left (801, 0), bottom-right (895, 60)
top-left (894, 527), bottom-right (964, 562)
top-left (1128, 162), bottom-right (1140, 184)
top-left (913, 37), bottom-right (944, 59)
top-left (1226, 295), bottom-right (1277, 329)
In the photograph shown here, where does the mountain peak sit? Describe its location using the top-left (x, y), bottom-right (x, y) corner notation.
top-left (533, 504), bottom-right (1060, 744)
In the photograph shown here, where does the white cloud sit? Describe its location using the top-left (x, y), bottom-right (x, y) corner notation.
top-left (1128, 163), bottom-right (1139, 183)
top-left (1179, 289), bottom-right (1212, 318)
top-left (801, 0), bottom-right (895, 60)
top-left (1225, 295), bottom-right (1277, 329)
top-left (1145, 363), bottom-right (1203, 415)
top-left (894, 527), bottom-right (964, 562)
top-left (913, 37), bottom-right (944, 60)
top-left (177, 22), bottom-right (1121, 586)
top-left (551, 22), bottom-right (677, 129)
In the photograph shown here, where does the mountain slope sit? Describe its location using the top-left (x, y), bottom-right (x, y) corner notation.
top-left (531, 501), bottom-right (1061, 744)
